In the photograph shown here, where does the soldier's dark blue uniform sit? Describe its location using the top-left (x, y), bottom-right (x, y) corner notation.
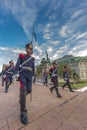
top-left (49, 62), bottom-right (62, 98)
top-left (1, 69), bottom-right (6, 87)
top-left (62, 66), bottom-right (74, 92)
top-left (5, 61), bottom-right (15, 93)
top-left (43, 69), bottom-right (48, 87)
top-left (15, 42), bottom-right (35, 124)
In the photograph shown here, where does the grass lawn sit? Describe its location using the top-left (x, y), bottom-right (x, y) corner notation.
top-left (71, 82), bottom-right (87, 89)
top-left (59, 82), bottom-right (87, 89)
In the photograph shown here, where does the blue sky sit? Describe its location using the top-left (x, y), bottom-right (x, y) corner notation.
top-left (0, 0), bottom-right (87, 71)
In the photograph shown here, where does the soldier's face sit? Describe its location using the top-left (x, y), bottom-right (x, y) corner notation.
top-left (53, 64), bottom-right (57, 68)
top-left (10, 63), bottom-right (14, 66)
top-left (26, 48), bottom-right (32, 54)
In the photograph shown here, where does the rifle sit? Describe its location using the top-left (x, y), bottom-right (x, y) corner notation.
top-left (30, 92), bottom-right (32, 102)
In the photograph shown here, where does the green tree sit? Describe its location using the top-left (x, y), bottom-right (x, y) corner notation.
top-left (36, 65), bottom-right (42, 76)
top-left (41, 58), bottom-right (47, 67)
top-left (73, 73), bottom-right (80, 83)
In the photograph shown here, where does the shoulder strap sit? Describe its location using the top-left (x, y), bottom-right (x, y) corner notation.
top-left (20, 56), bottom-right (32, 67)
top-left (5, 67), bottom-right (13, 73)
top-left (52, 68), bottom-right (57, 75)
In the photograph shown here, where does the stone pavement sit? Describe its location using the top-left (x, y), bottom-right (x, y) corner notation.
top-left (0, 78), bottom-right (87, 130)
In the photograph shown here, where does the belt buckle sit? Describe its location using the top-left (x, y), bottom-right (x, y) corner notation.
top-left (28, 67), bottom-right (32, 71)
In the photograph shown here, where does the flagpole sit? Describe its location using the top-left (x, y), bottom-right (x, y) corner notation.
top-left (32, 26), bottom-right (34, 42)
top-left (32, 26), bottom-right (37, 42)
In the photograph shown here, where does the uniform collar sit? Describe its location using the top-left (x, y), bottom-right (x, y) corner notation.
top-left (26, 53), bottom-right (31, 56)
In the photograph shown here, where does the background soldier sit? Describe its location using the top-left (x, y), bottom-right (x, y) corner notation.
top-left (43, 69), bottom-right (48, 87)
top-left (5, 60), bottom-right (15, 93)
top-left (1, 69), bottom-right (6, 86)
top-left (49, 62), bottom-right (62, 98)
top-left (15, 42), bottom-right (35, 125)
top-left (62, 66), bottom-right (74, 92)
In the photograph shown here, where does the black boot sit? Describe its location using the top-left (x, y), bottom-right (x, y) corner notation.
top-left (68, 85), bottom-right (74, 92)
top-left (70, 89), bottom-right (74, 92)
top-left (20, 88), bottom-right (28, 124)
top-left (5, 85), bottom-right (8, 93)
top-left (2, 81), bottom-right (4, 87)
top-left (62, 84), bottom-right (66, 89)
top-left (55, 87), bottom-right (62, 98)
top-left (57, 94), bottom-right (62, 98)
top-left (49, 87), bottom-right (53, 93)
top-left (20, 110), bottom-right (28, 124)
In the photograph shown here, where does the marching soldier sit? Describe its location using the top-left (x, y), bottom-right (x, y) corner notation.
top-left (5, 60), bottom-right (15, 93)
top-left (15, 42), bottom-right (35, 124)
top-left (1, 69), bottom-right (6, 86)
top-left (62, 66), bottom-right (74, 92)
top-left (49, 62), bottom-right (62, 98)
top-left (43, 69), bottom-right (48, 87)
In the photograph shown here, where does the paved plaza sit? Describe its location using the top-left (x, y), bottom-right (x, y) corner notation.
top-left (0, 78), bottom-right (87, 130)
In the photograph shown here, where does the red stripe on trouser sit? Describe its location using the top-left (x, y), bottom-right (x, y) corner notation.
top-left (20, 79), bottom-right (24, 88)
top-left (51, 77), bottom-right (56, 84)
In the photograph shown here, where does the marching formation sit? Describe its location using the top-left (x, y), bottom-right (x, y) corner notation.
top-left (0, 41), bottom-right (74, 125)
top-left (49, 62), bottom-right (62, 98)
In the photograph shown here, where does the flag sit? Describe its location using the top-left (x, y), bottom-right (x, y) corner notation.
top-left (32, 26), bottom-right (37, 41)
top-left (46, 51), bottom-right (49, 60)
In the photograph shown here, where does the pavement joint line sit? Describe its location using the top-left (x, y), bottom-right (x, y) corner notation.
top-left (17, 94), bottom-right (80, 130)
top-left (17, 125), bottom-right (25, 130)
top-left (59, 94), bottom-right (79, 106)
top-left (41, 94), bottom-right (81, 130)
top-left (0, 116), bottom-right (21, 130)
top-left (0, 94), bottom-right (79, 130)
top-left (55, 95), bottom-right (85, 130)
top-left (0, 78), bottom-right (87, 130)
top-left (6, 117), bottom-right (10, 130)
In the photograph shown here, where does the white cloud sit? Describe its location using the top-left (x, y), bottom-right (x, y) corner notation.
top-left (34, 43), bottom-right (42, 54)
top-left (68, 41), bottom-right (87, 56)
top-left (33, 55), bottom-right (40, 60)
top-left (11, 49), bottom-right (25, 54)
top-left (43, 23), bottom-right (52, 40)
top-left (44, 28), bottom-right (50, 33)
top-left (72, 49), bottom-right (87, 57)
top-left (0, 46), bottom-right (25, 71)
top-left (51, 41), bottom-right (60, 45)
top-left (0, 47), bottom-right (9, 51)
top-left (76, 49), bottom-right (87, 56)
top-left (0, 0), bottom-right (87, 71)
top-left (59, 25), bottom-right (68, 37)
top-left (0, 57), bottom-right (3, 61)
top-left (43, 33), bottom-right (51, 40)
top-left (0, 0), bottom-right (49, 40)
top-left (76, 32), bottom-right (87, 40)
top-left (47, 47), bottom-right (53, 52)
top-left (53, 53), bottom-right (58, 59)
top-left (71, 10), bottom-right (83, 19)
top-left (0, 46), bottom-right (25, 54)
top-left (49, 13), bottom-right (57, 20)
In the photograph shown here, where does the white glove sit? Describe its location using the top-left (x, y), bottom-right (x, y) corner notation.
top-left (13, 74), bottom-right (19, 80)
top-left (64, 78), bottom-right (68, 81)
top-left (32, 76), bottom-right (34, 81)
top-left (2, 74), bottom-right (6, 78)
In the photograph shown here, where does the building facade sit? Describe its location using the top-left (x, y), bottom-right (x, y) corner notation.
top-left (56, 55), bottom-right (87, 80)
